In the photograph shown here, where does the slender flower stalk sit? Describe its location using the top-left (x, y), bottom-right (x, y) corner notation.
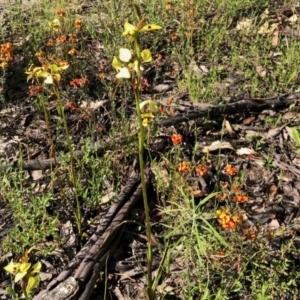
top-left (112, 12), bottom-right (161, 300)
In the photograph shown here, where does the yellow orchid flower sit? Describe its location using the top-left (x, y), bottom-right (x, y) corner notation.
top-left (4, 261), bottom-right (20, 274)
top-left (122, 21), bottom-right (138, 36)
top-left (140, 24), bottom-right (162, 32)
top-left (15, 262), bottom-right (31, 282)
top-left (116, 67), bottom-right (131, 79)
top-left (119, 48), bottom-right (132, 62)
top-left (140, 100), bottom-right (159, 113)
top-left (141, 49), bottom-right (152, 62)
top-left (122, 21), bottom-right (162, 36)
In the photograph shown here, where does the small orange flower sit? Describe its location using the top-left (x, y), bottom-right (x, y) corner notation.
top-left (166, 98), bottom-right (173, 105)
top-left (75, 19), bottom-right (82, 29)
top-left (178, 162), bottom-right (190, 173)
top-left (195, 164), bottom-right (209, 176)
top-left (233, 195), bottom-right (249, 203)
top-left (224, 164), bottom-right (237, 176)
top-left (216, 210), bottom-right (241, 230)
top-left (160, 105), bottom-right (166, 113)
top-left (56, 35), bottom-right (67, 44)
top-left (56, 9), bottom-right (66, 18)
top-left (243, 228), bottom-right (257, 239)
top-left (0, 43), bottom-right (13, 62)
top-left (99, 73), bottom-right (106, 80)
top-left (68, 34), bottom-right (78, 43)
top-left (187, 18), bottom-right (195, 25)
top-left (28, 85), bottom-right (43, 95)
top-left (171, 133), bottom-right (183, 145)
top-left (0, 61), bottom-right (8, 68)
top-left (59, 60), bottom-right (69, 68)
top-left (70, 76), bottom-right (89, 88)
top-left (68, 48), bottom-right (78, 55)
top-left (189, 8), bottom-right (196, 15)
top-left (141, 77), bottom-right (150, 90)
top-left (65, 101), bottom-right (77, 112)
top-left (156, 53), bottom-right (163, 60)
top-left (47, 39), bottom-right (54, 47)
top-left (171, 32), bottom-right (180, 41)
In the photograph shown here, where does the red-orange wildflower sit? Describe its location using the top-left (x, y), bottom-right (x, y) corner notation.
top-left (47, 39), bottom-right (54, 47)
top-left (99, 73), bottom-right (106, 80)
top-left (171, 32), bottom-right (180, 41)
top-left (56, 35), bottom-right (67, 44)
top-left (156, 53), bottom-right (163, 60)
top-left (178, 162), bottom-right (190, 173)
top-left (224, 164), bottom-right (237, 176)
top-left (0, 43), bottom-right (13, 62)
top-left (243, 228), bottom-right (257, 239)
top-left (141, 77), bottom-right (150, 90)
top-left (160, 105), bottom-right (166, 113)
top-left (28, 85), bottom-right (43, 95)
top-left (68, 48), bottom-right (78, 55)
top-left (75, 19), bottom-right (82, 29)
top-left (70, 76), bottom-right (89, 88)
top-left (216, 209), bottom-right (241, 230)
top-left (56, 9), bottom-right (66, 18)
top-left (233, 195), bottom-right (249, 203)
top-left (59, 60), bottom-right (69, 68)
top-left (65, 101), bottom-right (77, 112)
top-left (68, 35), bottom-right (79, 43)
top-left (167, 98), bottom-right (173, 105)
top-left (0, 62), bottom-right (8, 68)
top-left (195, 164), bottom-right (209, 176)
top-left (171, 133), bottom-right (183, 145)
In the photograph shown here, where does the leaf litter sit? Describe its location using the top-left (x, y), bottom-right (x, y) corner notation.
top-left (1, 0), bottom-right (300, 299)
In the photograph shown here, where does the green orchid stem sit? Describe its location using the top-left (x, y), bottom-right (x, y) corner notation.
top-left (55, 87), bottom-right (82, 238)
top-left (133, 35), bottom-right (154, 300)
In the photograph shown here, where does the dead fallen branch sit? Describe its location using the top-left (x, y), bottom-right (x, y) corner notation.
top-left (0, 134), bottom-right (136, 171)
top-left (156, 91), bottom-right (300, 127)
top-left (33, 164), bottom-right (151, 300)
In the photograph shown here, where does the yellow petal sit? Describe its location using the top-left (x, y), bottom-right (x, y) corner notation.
top-left (141, 49), bottom-right (152, 62)
top-left (15, 272), bottom-right (27, 283)
top-left (26, 276), bottom-right (39, 292)
top-left (116, 67), bottom-right (131, 79)
top-left (123, 21), bottom-right (137, 36)
top-left (112, 57), bottom-right (122, 71)
top-left (140, 100), bottom-right (159, 113)
top-left (19, 262), bottom-right (31, 273)
top-left (44, 75), bottom-right (54, 84)
top-left (4, 262), bottom-right (20, 274)
top-left (141, 24), bottom-right (162, 32)
top-left (30, 262), bottom-right (42, 275)
top-left (119, 48), bottom-right (132, 63)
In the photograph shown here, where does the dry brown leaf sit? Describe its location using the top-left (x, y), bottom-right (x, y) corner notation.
top-left (236, 147), bottom-right (258, 156)
top-left (272, 29), bottom-right (279, 47)
top-left (255, 64), bottom-right (267, 77)
top-left (289, 14), bottom-right (298, 24)
top-left (224, 120), bottom-right (234, 135)
top-left (268, 184), bottom-right (278, 200)
top-left (243, 116), bottom-right (255, 125)
top-left (202, 141), bottom-right (235, 152)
